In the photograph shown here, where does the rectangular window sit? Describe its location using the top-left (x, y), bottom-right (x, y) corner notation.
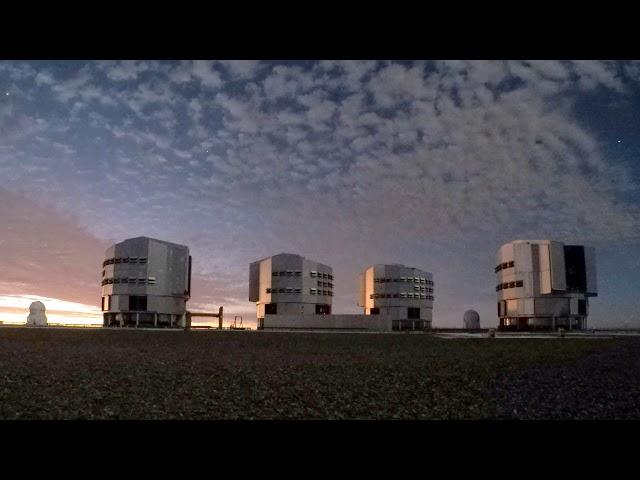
top-left (370, 294), bottom-right (374, 299)
top-left (129, 295), bottom-right (147, 311)
top-left (310, 288), bottom-right (317, 294)
top-left (370, 307), bottom-right (380, 315)
top-left (515, 280), bottom-right (523, 287)
top-left (408, 307), bottom-right (420, 319)
top-left (311, 271), bottom-right (317, 277)
top-left (139, 257), bottom-right (147, 264)
top-left (272, 271), bottom-right (279, 276)
top-left (265, 303), bottom-right (277, 315)
top-left (286, 288), bottom-right (293, 293)
top-left (266, 288), bottom-right (272, 293)
top-left (294, 288), bottom-right (301, 294)
top-left (316, 304), bottom-right (331, 314)
top-left (102, 296), bottom-right (110, 311)
top-left (295, 271), bottom-right (302, 276)
top-left (508, 261), bottom-right (515, 268)
top-left (400, 293), bottom-right (407, 298)
top-left (400, 277), bottom-right (406, 282)
top-left (286, 271), bottom-right (292, 276)
top-left (147, 276), bottom-right (156, 285)
top-left (278, 288), bottom-right (285, 293)
top-left (578, 299), bottom-right (587, 316)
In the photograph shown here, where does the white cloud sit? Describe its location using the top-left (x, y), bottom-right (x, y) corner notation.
top-left (191, 60), bottom-right (223, 89)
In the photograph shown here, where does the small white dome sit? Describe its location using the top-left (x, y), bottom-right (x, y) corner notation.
top-left (463, 310), bottom-right (480, 329)
top-left (29, 301), bottom-right (46, 313)
top-left (27, 301), bottom-right (48, 326)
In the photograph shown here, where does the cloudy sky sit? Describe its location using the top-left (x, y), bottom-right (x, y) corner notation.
top-left (1, 60), bottom-right (639, 328)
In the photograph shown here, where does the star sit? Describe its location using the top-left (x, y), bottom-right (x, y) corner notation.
top-left (617, 140), bottom-right (622, 143)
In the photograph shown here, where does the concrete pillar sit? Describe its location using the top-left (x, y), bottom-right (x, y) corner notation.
top-left (136, 312), bottom-right (139, 328)
top-left (154, 313), bottom-right (158, 327)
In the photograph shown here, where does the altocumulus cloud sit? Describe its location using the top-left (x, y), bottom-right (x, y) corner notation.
top-left (0, 60), bottom-right (639, 326)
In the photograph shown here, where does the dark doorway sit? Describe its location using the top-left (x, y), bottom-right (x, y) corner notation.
top-left (407, 307), bottom-right (420, 319)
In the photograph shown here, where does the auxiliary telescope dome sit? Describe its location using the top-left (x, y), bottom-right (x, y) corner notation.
top-left (463, 309), bottom-right (480, 329)
top-left (27, 301), bottom-right (48, 326)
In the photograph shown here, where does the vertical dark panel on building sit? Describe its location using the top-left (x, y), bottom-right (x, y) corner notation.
top-left (578, 299), bottom-right (587, 316)
top-left (564, 246), bottom-right (586, 292)
top-left (187, 255), bottom-right (192, 296)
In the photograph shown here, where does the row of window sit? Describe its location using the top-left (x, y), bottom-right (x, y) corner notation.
top-left (495, 261), bottom-right (515, 273)
top-left (102, 277), bottom-right (156, 286)
top-left (310, 289), bottom-right (332, 296)
top-left (370, 293), bottom-right (434, 300)
top-left (103, 257), bottom-right (148, 267)
top-left (375, 277), bottom-right (433, 285)
top-left (311, 271), bottom-right (332, 279)
top-left (272, 271), bottom-right (333, 280)
top-left (267, 287), bottom-right (301, 294)
top-left (317, 281), bottom-right (333, 288)
top-left (496, 280), bottom-right (524, 291)
top-left (414, 286), bottom-right (433, 292)
top-left (273, 271), bottom-right (302, 277)
top-left (266, 288), bottom-right (333, 296)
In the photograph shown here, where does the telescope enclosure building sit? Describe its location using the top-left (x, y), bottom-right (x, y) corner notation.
top-left (249, 253), bottom-right (333, 329)
top-left (358, 264), bottom-right (434, 331)
top-left (101, 237), bottom-right (191, 328)
top-left (495, 240), bottom-right (597, 331)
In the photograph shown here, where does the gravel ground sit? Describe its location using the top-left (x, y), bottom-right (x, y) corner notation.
top-left (0, 327), bottom-right (638, 420)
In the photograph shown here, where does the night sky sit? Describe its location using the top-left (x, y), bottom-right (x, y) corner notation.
top-left (1, 60), bottom-right (639, 327)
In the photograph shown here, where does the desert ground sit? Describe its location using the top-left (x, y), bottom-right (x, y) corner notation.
top-left (1, 327), bottom-right (639, 420)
